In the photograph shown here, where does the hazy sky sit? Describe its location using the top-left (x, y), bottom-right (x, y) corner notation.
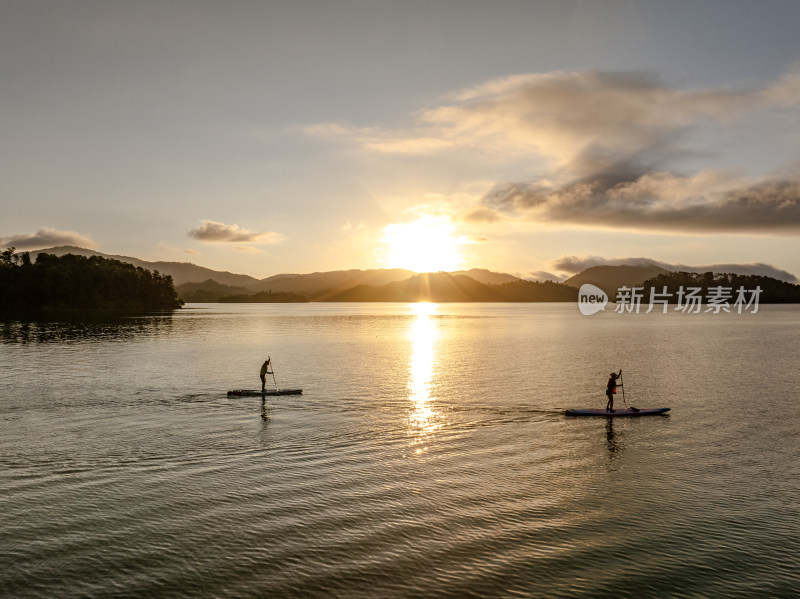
top-left (2, 0), bottom-right (799, 279)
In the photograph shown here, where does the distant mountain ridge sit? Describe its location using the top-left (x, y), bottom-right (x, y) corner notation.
top-left (254, 269), bottom-right (417, 295)
top-left (175, 280), bottom-right (254, 303)
top-left (22, 246), bottom-right (796, 303)
top-left (26, 246), bottom-right (261, 288)
top-left (563, 265), bottom-right (669, 297)
top-left (26, 247), bottom-right (529, 300)
top-left (319, 272), bottom-right (577, 302)
top-left (325, 273), bottom-right (508, 302)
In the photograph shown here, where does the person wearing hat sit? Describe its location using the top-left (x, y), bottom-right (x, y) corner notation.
top-left (606, 369), bottom-right (622, 412)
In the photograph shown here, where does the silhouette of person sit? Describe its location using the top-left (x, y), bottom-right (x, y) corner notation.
top-left (606, 369), bottom-right (622, 412)
top-left (260, 358), bottom-right (272, 392)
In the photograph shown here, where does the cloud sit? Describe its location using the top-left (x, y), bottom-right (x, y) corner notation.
top-left (307, 69), bottom-right (770, 166)
top-left (761, 70), bottom-right (800, 107)
top-left (188, 220), bottom-right (283, 244)
top-left (551, 255), bottom-right (797, 283)
top-left (462, 206), bottom-right (502, 224)
top-left (303, 121), bottom-right (456, 155)
top-left (364, 136), bottom-right (457, 155)
top-left (463, 71), bottom-right (800, 233)
top-left (482, 172), bottom-right (800, 232)
top-left (553, 255), bottom-right (658, 273)
top-left (340, 220), bottom-right (367, 233)
top-left (0, 227), bottom-right (96, 250)
top-left (378, 70), bottom-right (787, 170)
top-left (320, 68), bottom-right (799, 234)
top-left (680, 262), bottom-right (798, 282)
top-left (525, 270), bottom-right (567, 282)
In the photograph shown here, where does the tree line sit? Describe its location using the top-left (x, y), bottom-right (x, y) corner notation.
top-left (1, 248), bottom-right (183, 314)
top-left (219, 290), bottom-right (309, 303)
top-left (639, 271), bottom-right (800, 303)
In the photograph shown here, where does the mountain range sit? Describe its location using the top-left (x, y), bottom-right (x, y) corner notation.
top-left (25, 246), bottom-right (261, 288)
top-left (22, 246), bottom-right (785, 303)
top-left (25, 247), bottom-right (537, 301)
top-left (322, 273), bottom-right (576, 302)
top-left (563, 265), bottom-right (670, 297)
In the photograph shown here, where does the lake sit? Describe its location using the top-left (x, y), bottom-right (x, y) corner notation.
top-left (2, 303), bottom-right (799, 598)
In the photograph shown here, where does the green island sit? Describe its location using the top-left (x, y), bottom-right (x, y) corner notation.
top-left (1, 248), bottom-right (183, 315)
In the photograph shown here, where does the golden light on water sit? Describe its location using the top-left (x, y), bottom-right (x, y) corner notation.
top-left (407, 302), bottom-right (441, 445)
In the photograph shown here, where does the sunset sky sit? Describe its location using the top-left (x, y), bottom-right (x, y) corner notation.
top-left (2, 1), bottom-right (799, 280)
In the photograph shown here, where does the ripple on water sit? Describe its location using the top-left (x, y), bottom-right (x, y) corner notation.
top-left (3, 305), bottom-right (800, 597)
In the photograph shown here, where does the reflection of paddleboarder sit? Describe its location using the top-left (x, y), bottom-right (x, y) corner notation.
top-left (606, 419), bottom-right (619, 454)
top-left (606, 369), bottom-right (622, 412)
top-left (260, 358), bottom-right (273, 393)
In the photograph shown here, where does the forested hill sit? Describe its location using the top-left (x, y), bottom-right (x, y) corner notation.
top-left (322, 273), bottom-right (578, 302)
top-left (0, 249), bottom-right (183, 314)
top-left (639, 271), bottom-right (800, 303)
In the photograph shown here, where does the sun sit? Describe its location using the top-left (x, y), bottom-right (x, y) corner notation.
top-left (382, 215), bottom-right (465, 272)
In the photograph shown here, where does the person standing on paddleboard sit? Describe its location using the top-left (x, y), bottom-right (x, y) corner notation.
top-left (606, 370), bottom-right (622, 412)
top-left (260, 358), bottom-right (272, 393)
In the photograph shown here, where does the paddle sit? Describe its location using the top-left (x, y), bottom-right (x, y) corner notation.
top-left (268, 355), bottom-right (279, 393)
top-left (619, 370), bottom-right (639, 412)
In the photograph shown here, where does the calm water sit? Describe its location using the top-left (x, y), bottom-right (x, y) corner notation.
top-left (2, 303), bottom-right (799, 598)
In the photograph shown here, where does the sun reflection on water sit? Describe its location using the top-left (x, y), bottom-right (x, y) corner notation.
top-left (407, 302), bottom-right (442, 447)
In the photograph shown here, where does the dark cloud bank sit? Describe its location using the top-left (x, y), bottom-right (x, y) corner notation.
top-left (479, 175), bottom-right (800, 233)
top-left (439, 69), bottom-right (800, 234)
top-left (188, 220), bottom-right (279, 244)
top-left (0, 227), bottom-right (95, 250)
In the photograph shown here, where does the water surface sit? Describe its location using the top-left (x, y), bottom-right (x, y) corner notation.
top-left (2, 303), bottom-right (799, 597)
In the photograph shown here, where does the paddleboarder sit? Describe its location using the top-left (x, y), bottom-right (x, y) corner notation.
top-left (260, 358), bottom-right (273, 393)
top-left (606, 369), bottom-right (622, 412)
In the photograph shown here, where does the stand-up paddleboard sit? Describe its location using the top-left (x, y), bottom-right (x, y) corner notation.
top-left (565, 407), bottom-right (669, 417)
top-left (227, 389), bottom-right (302, 397)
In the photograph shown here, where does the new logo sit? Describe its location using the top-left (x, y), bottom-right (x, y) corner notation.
top-left (578, 284), bottom-right (608, 315)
